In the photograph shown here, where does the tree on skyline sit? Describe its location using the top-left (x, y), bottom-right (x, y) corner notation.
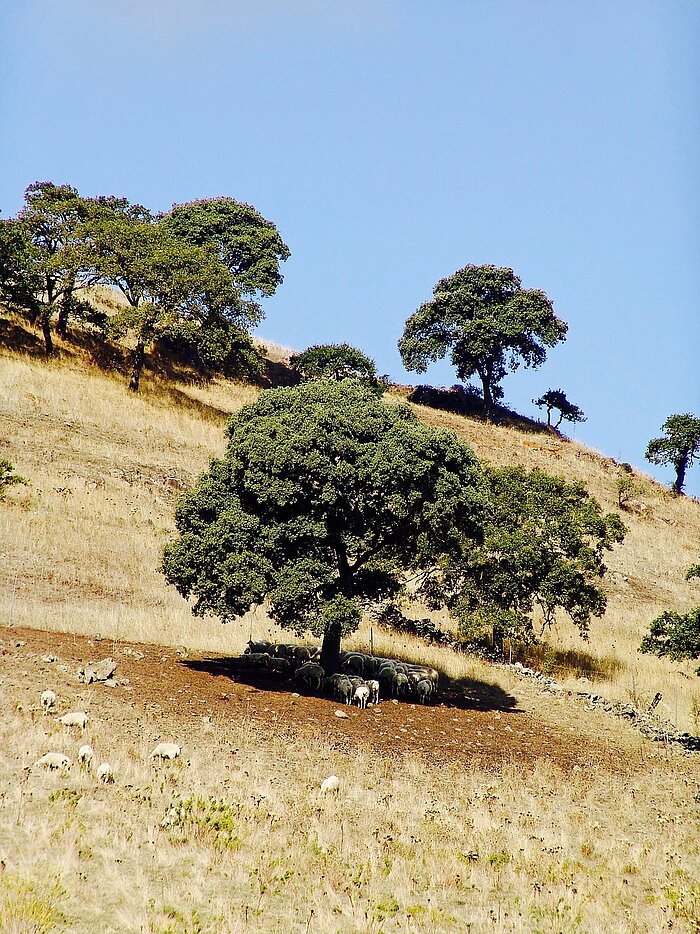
top-left (399, 264), bottom-right (567, 420)
top-left (534, 388), bottom-right (586, 429)
top-left (290, 343), bottom-right (378, 384)
top-left (645, 413), bottom-right (700, 495)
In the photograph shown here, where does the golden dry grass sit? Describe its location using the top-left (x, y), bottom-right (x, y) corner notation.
top-left (0, 660), bottom-right (698, 934)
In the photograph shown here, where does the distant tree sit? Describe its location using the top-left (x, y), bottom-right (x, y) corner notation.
top-left (0, 459), bottom-right (28, 500)
top-left (0, 182), bottom-right (97, 353)
top-left (399, 264), bottom-right (567, 420)
top-left (640, 562), bottom-right (700, 672)
top-left (83, 199), bottom-right (256, 391)
top-left (160, 197), bottom-right (290, 308)
top-left (290, 343), bottom-right (378, 383)
top-left (534, 388), bottom-right (586, 429)
top-left (161, 380), bottom-right (487, 672)
top-left (645, 413), bottom-right (700, 495)
top-left (420, 466), bottom-right (626, 647)
top-left (640, 608), bottom-right (700, 671)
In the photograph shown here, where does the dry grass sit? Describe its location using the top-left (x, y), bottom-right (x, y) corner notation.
top-left (2, 341), bottom-right (700, 730)
top-left (0, 667), bottom-right (698, 934)
top-left (2, 337), bottom-right (700, 931)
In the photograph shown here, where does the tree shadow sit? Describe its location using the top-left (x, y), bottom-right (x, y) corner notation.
top-left (408, 384), bottom-right (556, 437)
top-left (0, 316), bottom-right (48, 357)
top-left (182, 656), bottom-right (520, 713)
top-left (511, 643), bottom-right (625, 683)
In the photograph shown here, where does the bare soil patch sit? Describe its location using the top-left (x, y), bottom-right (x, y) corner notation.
top-left (3, 625), bottom-right (649, 775)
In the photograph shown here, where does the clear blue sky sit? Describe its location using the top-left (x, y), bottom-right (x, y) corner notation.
top-left (2, 1), bottom-right (698, 494)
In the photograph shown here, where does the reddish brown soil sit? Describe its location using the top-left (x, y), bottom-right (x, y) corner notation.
top-left (2, 626), bottom-right (649, 775)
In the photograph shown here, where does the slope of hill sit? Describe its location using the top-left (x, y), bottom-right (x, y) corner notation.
top-left (1, 326), bottom-right (700, 931)
top-left (2, 326), bottom-right (699, 730)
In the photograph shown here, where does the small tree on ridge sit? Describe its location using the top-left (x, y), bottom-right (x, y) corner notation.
top-left (645, 413), bottom-right (700, 495)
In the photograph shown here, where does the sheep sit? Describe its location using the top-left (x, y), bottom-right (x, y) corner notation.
top-left (35, 752), bottom-right (71, 771)
top-left (150, 742), bottom-right (181, 761)
top-left (55, 711), bottom-right (89, 730)
top-left (40, 689), bottom-right (57, 712)
top-left (320, 775), bottom-right (340, 795)
top-left (392, 672), bottom-right (410, 698)
top-left (235, 653), bottom-right (271, 670)
top-left (77, 744), bottom-right (95, 769)
top-left (340, 653), bottom-right (365, 676)
top-left (96, 762), bottom-right (115, 784)
top-left (294, 662), bottom-right (325, 692)
top-left (245, 640), bottom-right (273, 655)
top-left (367, 679), bottom-right (380, 705)
top-left (415, 678), bottom-right (434, 704)
top-left (323, 673), bottom-right (353, 704)
top-left (267, 657), bottom-right (291, 673)
top-left (353, 683), bottom-right (370, 709)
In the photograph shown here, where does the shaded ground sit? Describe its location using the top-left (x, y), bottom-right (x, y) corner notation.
top-left (1, 625), bottom-right (650, 774)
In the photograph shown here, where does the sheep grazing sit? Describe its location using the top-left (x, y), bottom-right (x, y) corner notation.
top-left (96, 762), bottom-right (115, 784)
top-left (40, 689), bottom-right (57, 712)
top-left (320, 775), bottom-right (340, 795)
top-left (35, 752), bottom-right (71, 771)
top-left (392, 672), bottom-right (410, 698)
top-left (150, 742), bottom-right (181, 761)
top-left (55, 711), bottom-right (89, 730)
top-left (77, 745), bottom-right (95, 769)
top-left (353, 683), bottom-right (370, 709)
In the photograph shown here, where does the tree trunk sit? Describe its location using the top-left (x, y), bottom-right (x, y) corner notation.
top-left (41, 308), bottom-right (54, 355)
top-left (478, 370), bottom-right (494, 422)
top-left (673, 455), bottom-right (688, 495)
top-left (56, 288), bottom-right (73, 338)
top-left (129, 338), bottom-right (145, 392)
top-left (320, 623), bottom-right (342, 674)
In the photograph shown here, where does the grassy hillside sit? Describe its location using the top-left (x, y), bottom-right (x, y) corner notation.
top-left (2, 325), bottom-right (699, 730)
top-left (1, 325), bottom-right (700, 932)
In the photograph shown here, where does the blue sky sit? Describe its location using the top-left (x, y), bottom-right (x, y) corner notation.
top-left (2, 1), bottom-right (698, 494)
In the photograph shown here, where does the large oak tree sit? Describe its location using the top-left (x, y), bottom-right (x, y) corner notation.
top-left (161, 379), bottom-right (487, 671)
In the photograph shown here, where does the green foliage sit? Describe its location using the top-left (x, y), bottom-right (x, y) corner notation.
top-left (161, 796), bottom-right (241, 851)
top-left (533, 388), bottom-right (586, 429)
top-left (645, 413), bottom-right (700, 495)
top-left (0, 459), bottom-right (28, 500)
top-left (162, 380), bottom-right (486, 664)
top-left (640, 608), bottom-right (700, 668)
top-left (398, 264), bottom-right (567, 418)
top-left (82, 198), bottom-right (253, 391)
top-left (423, 466), bottom-right (626, 645)
top-left (160, 197), bottom-right (290, 300)
top-left (686, 564), bottom-right (700, 581)
top-left (290, 343), bottom-right (378, 383)
top-left (0, 181), bottom-right (97, 352)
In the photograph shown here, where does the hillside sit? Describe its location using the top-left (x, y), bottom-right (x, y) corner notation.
top-left (2, 323), bottom-right (699, 730)
top-left (1, 325), bottom-right (700, 931)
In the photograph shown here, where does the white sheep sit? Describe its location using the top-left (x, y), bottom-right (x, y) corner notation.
top-left (320, 775), bottom-right (340, 795)
top-left (150, 742), bottom-right (181, 761)
top-left (40, 689), bottom-right (57, 711)
top-left (353, 683), bottom-right (370, 709)
top-left (77, 745), bottom-right (94, 769)
top-left (366, 679), bottom-right (380, 705)
top-left (96, 762), bottom-right (115, 784)
top-left (35, 752), bottom-right (71, 771)
top-left (55, 711), bottom-right (89, 730)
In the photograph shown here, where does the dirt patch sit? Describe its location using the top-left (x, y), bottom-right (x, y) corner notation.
top-left (2, 625), bottom-right (648, 775)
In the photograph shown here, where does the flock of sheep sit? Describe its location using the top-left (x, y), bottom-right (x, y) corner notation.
top-left (33, 689), bottom-right (181, 781)
top-left (240, 641), bottom-right (440, 706)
